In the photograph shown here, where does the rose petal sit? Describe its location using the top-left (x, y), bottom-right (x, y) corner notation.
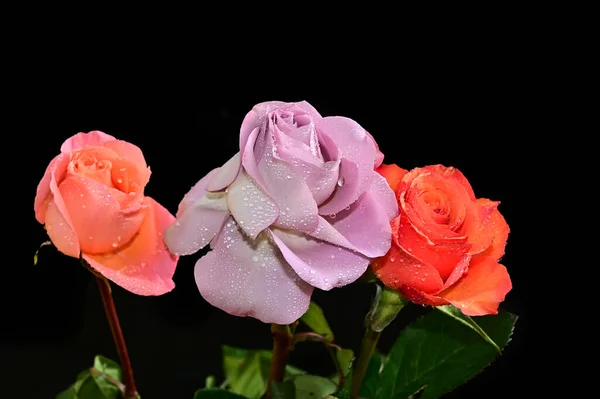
top-left (34, 153), bottom-right (71, 223)
top-left (462, 198), bottom-right (508, 259)
top-left (395, 212), bottom-right (471, 281)
top-left (371, 244), bottom-right (444, 294)
top-left (376, 163), bottom-right (408, 195)
top-left (239, 101), bottom-right (287, 158)
top-left (59, 175), bottom-right (146, 254)
top-left (294, 101), bottom-right (323, 120)
top-left (478, 201), bottom-right (510, 261)
top-left (177, 168), bottom-right (221, 217)
top-left (226, 170), bottom-right (278, 239)
top-left (60, 130), bottom-right (116, 153)
top-left (206, 152), bottom-right (242, 192)
top-left (399, 286), bottom-right (449, 307)
top-left (323, 181), bottom-right (393, 258)
top-left (164, 191), bottom-right (229, 256)
top-left (194, 217), bottom-right (313, 324)
top-left (440, 256), bottom-right (512, 316)
top-left (83, 197), bottom-right (178, 296)
top-left (271, 228), bottom-right (369, 291)
top-left (370, 173), bottom-right (399, 221)
top-left (366, 131), bottom-right (384, 168)
top-left (241, 127), bottom-right (268, 189)
top-left (102, 139), bottom-right (149, 175)
top-left (308, 216), bottom-right (359, 251)
top-left (317, 117), bottom-right (376, 215)
top-left (44, 197), bottom-right (80, 258)
top-left (423, 165), bottom-right (476, 201)
top-left (258, 132), bottom-right (319, 233)
top-left (400, 170), bottom-right (468, 242)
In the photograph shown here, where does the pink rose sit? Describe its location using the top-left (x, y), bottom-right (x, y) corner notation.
top-left (165, 101), bottom-right (397, 323)
top-left (34, 131), bottom-right (178, 295)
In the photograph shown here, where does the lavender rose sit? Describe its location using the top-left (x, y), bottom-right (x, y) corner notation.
top-left (164, 101), bottom-right (398, 323)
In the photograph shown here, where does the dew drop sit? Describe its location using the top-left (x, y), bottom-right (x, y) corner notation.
top-left (337, 177), bottom-right (345, 187)
top-left (251, 255), bottom-right (259, 262)
top-left (112, 242), bottom-right (118, 248)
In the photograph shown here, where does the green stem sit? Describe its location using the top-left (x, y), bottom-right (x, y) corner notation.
top-left (267, 324), bottom-right (293, 399)
top-left (351, 327), bottom-right (381, 399)
top-left (351, 285), bottom-right (409, 399)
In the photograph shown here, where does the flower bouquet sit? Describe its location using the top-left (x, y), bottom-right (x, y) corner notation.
top-left (34, 101), bottom-right (515, 399)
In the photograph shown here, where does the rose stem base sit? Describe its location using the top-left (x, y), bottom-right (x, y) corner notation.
top-left (267, 324), bottom-right (293, 399)
top-left (96, 276), bottom-right (139, 399)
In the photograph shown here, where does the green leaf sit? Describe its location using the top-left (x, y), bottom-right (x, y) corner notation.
top-left (336, 349), bottom-right (354, 376)
top-left (93, 355), bottom-right (122, 382)
top-left (193, 388), bottom-right (248, 399)
top-left (378, 310), bottom-right (517, 399)
top-left (56, 385), bottom-right (77, 399)
top-left (222, 346), bottom-right (306, 399)
top-left (359, 351), bottom-right (384, 399)
top-left (436, 305), bottom-right (501, 353)
top-left (271, 381), bottom-right (297, 399)
top-left (56, 355), bottom-right (124, 399)
top-left (292, 375), bottom-right (337, 399)
top-left (33, 240), bottom-right (52, 265)
top-left (300, 301), bottom-right (334, 341)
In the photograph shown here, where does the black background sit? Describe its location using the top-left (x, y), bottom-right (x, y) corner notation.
top-left (5, 41), bottom-right (539, 398)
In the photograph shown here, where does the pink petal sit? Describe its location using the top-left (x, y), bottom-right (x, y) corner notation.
top-left (271, 229), bottom-right (369, 291)
top-left (241, 127), bottom-right (268, 189)
top-left (44, 198), bottom-right (80, 258)
top-left (83, 197), bottom-right (178, 296)
top-left (60, 130), bottom-right (116, 153)
top-left (370, 172), bottom-right (399, 221)
top-left (366, 131), bottom-right (384, 168)
top-left (206, 152), bottom-right (242, 192)
top-left (294, 101), bottom-right (323, 119)
top-left (176, 168), bottom-right (221, 217)
top-left (324, 183), bottom-right (392, 258)
top-left (316, 117), bottom-right (376, 215)
top-left (194, 217), bottom-right (313, 324)
top-left (239, 102), bottom-right (286, 157)
top-left (226, 170), bottom-right (278, 239)
top-left (34, 153), bottom-right (71, 223)
top-left (59, 176), bottom-right (146, 254)
top-left (271, 124), bottom-right (340, 205)
top-left (258, 132), bottom-right (319, 233)
top-left (164, 191), bottom-right (229, 256)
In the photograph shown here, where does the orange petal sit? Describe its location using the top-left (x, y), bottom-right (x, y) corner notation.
top-left (376, 163), bottom-right (407, 194)
top-left (371, 241), bottom-right (444, 294)
top-left (83, 197), bottom-right (178, 296)
top-left (439, 256), bottom-right (512, 316)
top-left (399, 286), bottom-right (449, 307)
top-left (42, 162), bottom-right (80, 258)
top-left (34, 153), bottom-right (71, 223)
top-left (396, 212), bottom-right (471, 281)
top-left (45, 198), bottom-right (80, 258)
top-left (422, 165), bottom-right (476, 201)
top-left (477, 200), bottom-right (510, 261)
top-left (461, 199), bottom-right (497, 255)
top-left (59, 176), bottom-right (146, 254)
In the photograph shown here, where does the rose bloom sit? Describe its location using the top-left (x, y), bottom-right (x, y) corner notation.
top-left (165, 101), bottom-right (397, 324)
top-left (372, 164), bottom-right (512, 316)
top-left (34, 131), bottom-right (178, 295)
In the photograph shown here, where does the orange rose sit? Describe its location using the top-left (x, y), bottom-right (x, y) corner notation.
top-left (34, 131), bottom-right (178, 295)
top-left (371, 164), bottom-right (512, 315)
